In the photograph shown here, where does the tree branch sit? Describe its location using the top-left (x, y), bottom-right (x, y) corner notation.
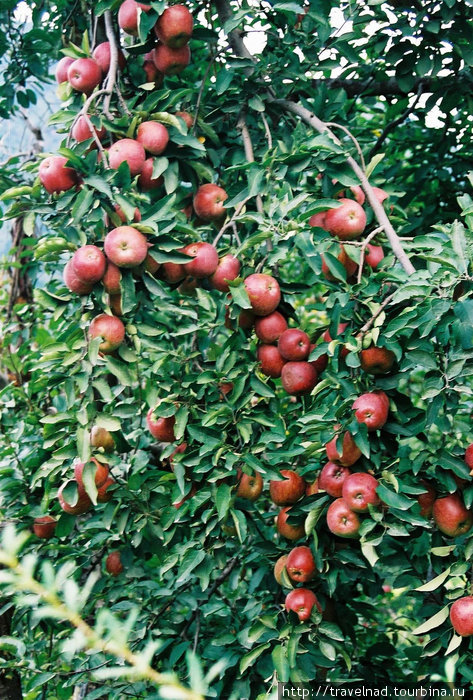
top-left (368, 83), bottom-right (424, 159)
top-left (103, 11), bottom-right (119, 118)
top-left (305, 73), bottom-right (471, 98)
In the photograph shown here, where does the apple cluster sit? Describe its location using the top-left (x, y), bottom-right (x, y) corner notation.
top-left (273, 547), bottom-right (322, 622)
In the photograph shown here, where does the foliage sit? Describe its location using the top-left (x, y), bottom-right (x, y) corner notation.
top-left (1, 0), bottom-right (473, 697)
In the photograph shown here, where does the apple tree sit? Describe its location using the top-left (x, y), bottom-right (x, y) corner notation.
top-left (1, 0), bottom-right (473, 698)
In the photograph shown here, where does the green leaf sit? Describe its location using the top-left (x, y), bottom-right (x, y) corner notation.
top-left (415, 568), bottom-right (451, 592)
top-left (376, 484), bottom-right (413, 511)
top-left (271, 644), bottom-right (290, 682)
top-left (215, 484), bottom-right (232, 521)
top-left (239, 643), bottom-right (270, 673)
top-left (412, 606), bottom-right (450, 635)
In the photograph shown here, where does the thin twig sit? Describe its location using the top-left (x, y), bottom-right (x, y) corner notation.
top-left (260, 113), bottom-right (273, 151)
top-left (356, 226), bottom-right (384, 284)
top-left (325, 121), bottom-right (366, 172)
top-left (213, 195), bottom-right (251, 246)
top-left (103, 11), bottom-right (119, 118)
top-left (356, 292), bottom-right (396, 337)
top-left (369, 83), bottom-right (424, 158)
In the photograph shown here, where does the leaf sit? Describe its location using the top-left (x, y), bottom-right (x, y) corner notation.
top-left (361, 543), bottom-right (378, 567)
top-left (215, 484), bottom-right (232, 521)
top-left (271, 644), bottom-right (290, 682)
top-left (376, 484), bottom-right (413, 511)
top-left (415, 568), bottom-right (451, 592)
top-left (445, 633), bottom-right (462, 656)
top-left (365, 154), bottom-right (385, 179)
top-left (450, 220), bottom-right (469, 274)
top-left (319, 639), bottom-right (337, 661)
top-left (239, 643), bottom-right (270, 673)
top-left (412, 606), bottom-right (450, 635)
top-left (228, 283), bottom-right (251, 309)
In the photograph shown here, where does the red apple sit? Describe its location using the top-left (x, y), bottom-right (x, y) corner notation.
top-left (97, 476), bottom-right (116, 503)
top-left (193, 184), bottom-right (228, 222)
top-left (364, 244), bottom-right (384, 270)
top-left (432, 493), bottom-right (473, 537)
top-left (72, 115), bottom-right (107, 144)
top-left (136, 121), bottom-right (169, 156)
top-left (173, 483), bottom-right (197, 509)
top-left (155, 5), bottom-right (193, 48)
top-left (254, 311), bottom-right (287, 344)
top-left (342, 472), bottom-right (380, 512)
top-left (309, 343), bottom-right (328, 374)
top-left (450, 596), bottom-right (473, 636)
top-left (138, 157), bottom-right (164, 191)
top-left (58, 480), bottom-right (92, 515)
top-left (182, 242), bottom-right (219, 278)
top-left (104, 226), bottom-right (148, 268)
top-left (63, 261), bottom-right (94, 295)
top-left (89, 314), bottom-right (125, 354)
top-left (309, 212), bottom-right (328, 229)
top-left (105, 550), bottom-right (124, 576)
top-left (210, 254), bottom-right (241, 292)
top-left (74, 457), bottom-right (109, 490)
top-left (327, 498), bottom-right (361, 537)
top-left (257, 344), bottom-right (286, 378)
top-left (118, 0), bottom-right (151, 35)
top-left (92, 42), bottom-right (126, 74)
top-left (360, 346), bottom-right (395, 375)
top-left (278, 328), bottom-right (310, 361)
top-left (269, 469), bottom-right (306, 506)
top-left (146, 410), bottom-right (175, 442)
top-left (169, 442), bottom-right (187, 471)
top-left (108, 138), bottom-right (146, 177)
top-left (323, 322), bottom-right (349, 358)
top-left (55, 56), bottom-right (74, 83)
top-left (39, 155), bottom-right (79, 194)
top-left (274, 554), bottom-right (288, 584)
top-left (285, 588), bottom-right (322, 621)
top-left (67, 58), bottom-right (102, 95)
top-left (33, 516), bottom-right (57, 539)
top-left (321, 244), bottom-right (357, 281)
top-left (372, 186), bottom-right (388, 204)
top-left (102, 262), bottom-right (122, 295)
top-left (277, 507), bottom-right (305, 540)
top-left (162, 259), bottom-right (186, 284)
top-left (244, 273), bottom-right (280, 316)
top-left (281, 361), bottom-right (318, 395)
top-left (236, 469), bottom-right (263, 501)
top-left (71, 245), bottom-right (106, 283)
top-left (319, 462), bottom-right (352, 498)
top-left (153, 43), bottom-right (190, 75)
top-left (465, 444), bottom-right (473, 469)
top-left (286, 546), bottom-right (316, 583)
top-left (417, 480), bottom-right (436, 518)
top-left (324, 198), bottom-right (366, 240)
top-left (145, 252), bottom-right (161, 275)
top-left (352, 391), bottom-right (389, 431)
top-left (305, 479), bottom-right (319, 496)
top-left (143, 50), bottom-right (162, 83)
top-left (325, 429), bottom-right (361, 467)
top-left (111, 204), bottom-right (142, 224)
top-left (175, 111), bottom-right (194, 129)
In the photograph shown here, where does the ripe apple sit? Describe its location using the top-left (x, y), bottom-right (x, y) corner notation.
top-left (193, 184), bottom-right (228, 222)
top-left (108, 138), bottom-right (146, 177)
top-left (219, 381), bottom-right (233, 398)
top-left (285, 588), bottom-right (322, 621)
top-left (143, 50), bottom-right (162, 83)
top-left (136, 121), bottom-right (169, 156)
top-left (105, 550), bottom-right (124, 576)
top-left (417, 480), bottom-right (436, 518)
top-left (90, 426), bottom-right (115, 452)
top-left (321, 244), bottom-right (357, 281)
top-left (322, 322), bottom-right (349, 358)
top-left (372, 186), bottom-right (388, 204)
top-left (118, 0), bottom-right (151, 35)
top-left (210, 254), bottom-right (240, 292)
top-left (146, 410), bottom-right (175, 442)
top-left (257, 344), bottom-right (286, 378)
top-left (319, 461), bottom-right (352, 498)
top-left (277, 506), bottom-right (305, 540)
top-left (138, 158), bottom-right (164, 191)
top-left (432, 493), bottom-right (473, 536)
top-left (63, 260), bottom-right (94, 295)
top-left (104, 226), bottom-right (148, 268)
top-left (236, 469), bottom-right (263, 501)
top-left (102, 262), bottom-right (122, 295)
top-left (153, 43), bottom-right (191, 75)
top-left (309, 212), bottom-right (328, 229)
top-left (306, 479), bottom-right (319, 496)
top-left (111, 204), bottom-right (142, 224)
top-left (169, 442), bottom-right (187, 471)
top-left (74, 457), bottom-right (109, 490)
top-left (324, 198), bottom-right (366, 240)
top-left (278, 328), bottom-right (310, 361)
top-left (274, 554), bottom-right (288, 584)
top-left (162, 260), bottom-right (186, 284)
top-left (269, 469), bottom-right (306, 506)
top-left (71, 115), bottom-right (107, 144)
top-left (352, 391), bottom-right (389, 431)
top-left (92, 41), bottom-right (126, 74)
top-left (342, 472), bottom-right (380, 512)
top-left (450, 596), bottom-right (473, 636)
top-left (67, 58), bottom-right (103, 95)
top-left (109, 293), bottom-right (123, 317)
top-left (254, 311), bottom-right (287, 344)
top-left (286, 546), bottom-right (316, 583)
top-left (465, 444), bottom-right (473, 469)
top-left (89, 314), bottom-right (125, 354)
top-left (155, 5), bottom-right (193, 48)
top-left (281, 361), bottom-right (318, 395)
top-left (175, 111), bottom-right (194, 129)
top-left (173, 483), bottom-right (197, 509)
top-left (182, 242), bottom-right (219, 278)
top-left (244, 273), bottom-right (280, 316)
top-left (71, 245), bottom-right (106, 283)
top-left (360, 346), bottom-right (395, 375)
top-left (55, 56), bottom-right (74, 83)
top-left (145, 252), bottom-right (161, 275)
top-left (326, 498), bottom-right (361, 537)
top-left (325, 429), bottom-right (361, 467)
top-left (364, 244), bottom-right (384, 270)
top-left (97, 476), bottom-right (116, 503)
top-left (58, 480), bottom-right (92, 515)
top-left (33, 515), bottom-right (57, 539)
top-left (309, 343), bottom-right (328, 374)
top-left (39, 155), bottom-right (79, 194)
